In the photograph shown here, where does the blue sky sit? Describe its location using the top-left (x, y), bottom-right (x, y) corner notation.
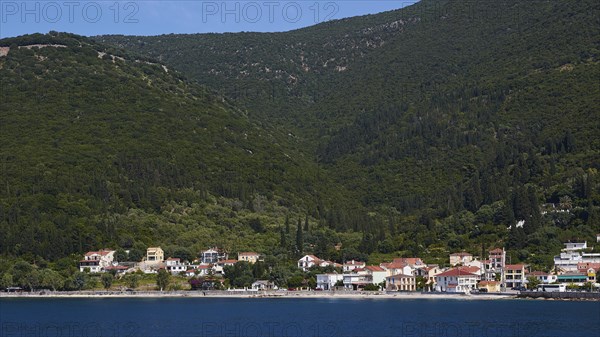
top-left (0, 1), bottom-right (418, 38)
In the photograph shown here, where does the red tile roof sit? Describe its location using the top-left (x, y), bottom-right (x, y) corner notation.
top-left (489, 248), bottom-right (503, 254)
top-left (505, 264), bottom-right (526, 270)
top-left (435, 268), bottom-right (478, 277)
top-left (365, 266), bottom-right (385, 272)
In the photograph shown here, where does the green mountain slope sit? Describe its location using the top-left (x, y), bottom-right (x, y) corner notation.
top-left (0, 32), bottom-right (345, 259)
top-left (98, 0), bottom-right (600, 214)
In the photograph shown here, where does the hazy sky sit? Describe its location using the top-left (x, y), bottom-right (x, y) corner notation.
top-left (0, 1), bottom-right (418, 38)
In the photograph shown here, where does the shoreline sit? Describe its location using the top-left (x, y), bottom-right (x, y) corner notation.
top-left (0, 290), bottom-right (518, 300)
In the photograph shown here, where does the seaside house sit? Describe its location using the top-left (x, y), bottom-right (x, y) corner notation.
top-left (252, 280), bottom-right (275, 291)
top-left (385, 274), bottom-right (417, 291)
top-left (238, 252), bottom-right (261, 264)
top-left (478, 280), bottom-right (500, 292)
top-left (504, 264), bottom-right (527, 289)
top-left (79, 249), bottom-right (115, 273)
top-left (316, 274), bottom-right (344, 290)
top-left (385, 274), bottom-right (416, 291)
top-left (146, 247), bottom-right (164, 264)
top-left (343, 273), bottom-right (371, 290)
top-left (527, 271), bottom-right (557, 284)
top-left (434, 267), bottom-right (479, 293)
top-left (449, 252), bottom-right (473, 266)
top-left (364, 266), bottom-right (387, 285)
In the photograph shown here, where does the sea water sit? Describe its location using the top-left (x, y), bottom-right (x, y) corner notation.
top-left (0, 297), bottom-right (598, 337)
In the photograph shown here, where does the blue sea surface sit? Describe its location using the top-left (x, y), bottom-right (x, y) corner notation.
top-left (1, 297), bottom-right (599, 337)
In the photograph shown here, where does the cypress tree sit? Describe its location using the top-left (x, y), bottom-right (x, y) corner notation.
top-left (296, 219), bottom-right (304, 255)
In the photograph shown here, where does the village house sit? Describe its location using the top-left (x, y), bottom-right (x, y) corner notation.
top-left (488, 248), bottom-right (505, 270)
top-left (298, 255), bottom-right (321, 271)
top-left (386, 274), bottom-right (416, 291)
top-left (238, 252), bottom-right (261, 264)
top-left (146, 247), bottom-right (164, 264)
top-left (554, 242), bottom-right (600, 272)
top-left (201, 248), bottom-right (228, 264)
top-left (215, 259), bottom-right (237, 274)
top-left (343, 273), bottom-right (371, 290)
top-left (449, 252), bottom-right (473, 266)
top-left (343, 260), bottom-right (366, 272)
top-left (252, 280), bottom-right (275, 291)
top-left (165, 258), bottom-right (187, 275)
top-left (414, 265), bottom-right (443, 290)
top-left (504, 264), bottom-right (527, 289)
top-left (527, 271), bottom-right (557, 284)
top-left (435, 267), bottom-right (480, 293)
top-left (364, 266), bottom-right (388, 285)
top-left (380, 260), bottom-right (414, 277)
top-left (316, 274), bottom-right (344, 290)
top-left (478, 280), bottom-right (500, 292)
top-left (79, 249), bottom-right (115, 273)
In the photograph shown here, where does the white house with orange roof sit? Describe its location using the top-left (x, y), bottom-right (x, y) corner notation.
top-left (79, 249), bottom-right (115, 273)
top-left (298, 255), bottom-right (321, 271)
top-left (435, 267), bottom-right (480, 293)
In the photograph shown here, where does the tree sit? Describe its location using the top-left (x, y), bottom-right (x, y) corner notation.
top-left (0, 273), bottom-right (13, 289)
top-left (101, 273), bottom-right (113, 290)
top-left (296, 219), bottom-right (304, 255)
top-left (304, 213), bottom-right (310, 232)
top-left (125, 274), bottom-right (140, 289)
top-left (156, 269), bottom-right (170, 291)
top-left (114, 249), bottom-right (128, 262)
top-left (128, 249), bottom-right (144, 262)
top-left (526, 276), bottom-right (540, 290)
top-left (69, 271), bottom-right (88, 290)
top-left (40, 269), bottom-right (64, 291)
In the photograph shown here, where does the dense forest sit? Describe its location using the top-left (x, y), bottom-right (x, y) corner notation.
top-left (1, 0), bottom-right (599, 289)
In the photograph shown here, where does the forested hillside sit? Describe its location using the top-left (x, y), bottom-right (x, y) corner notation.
top-left (98, 0), bottom-right (600, 255)
top-left (0, 32), bottom-right (353, 264)
top-left (0, 0), bottom-right (599, 281)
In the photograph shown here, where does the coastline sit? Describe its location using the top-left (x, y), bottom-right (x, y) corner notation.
top-left (0, 290), bottom-right (517, 300)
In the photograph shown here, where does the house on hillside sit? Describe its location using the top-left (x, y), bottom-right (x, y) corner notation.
top-left (146, 247), bottom-right (164, 264)
top-left (449, 252), bottom-right (473, 266)
top-left (238, 252), bottom-right (261, 264)
top-left (201, 248), bottom-right (228, 264)
top-left (165, 258), bottom-right (187, 275)
top-left (343, 260), bottom-right (366, 272)
top-left (79, 249), bottom-right (115, 273)
top-left (298, 255), bottom-right (322, 271)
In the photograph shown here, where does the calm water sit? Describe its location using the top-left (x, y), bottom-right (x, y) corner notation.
top-left (0, 297), bottom-right (599, 337)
